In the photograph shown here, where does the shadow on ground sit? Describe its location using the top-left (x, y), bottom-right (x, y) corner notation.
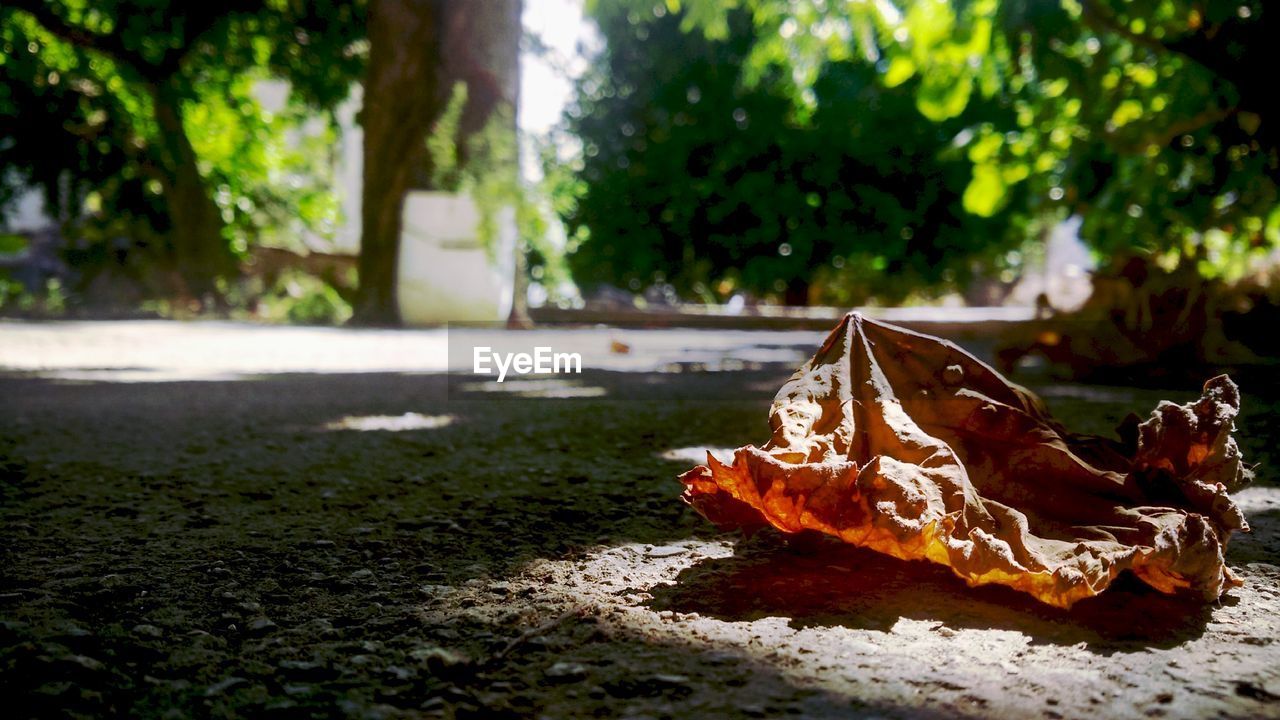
top-left (647, 530), bottom-right (1227, 654)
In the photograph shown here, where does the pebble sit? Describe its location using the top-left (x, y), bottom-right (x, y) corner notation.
top-left (246, 618), bottom-right (278, 636)
top-left (414, 646), bottom-right (471, 677)
top-left (132, 624), bottom-right (164, 638)
top-left (278, 660), bottom-right (333, 681)
top-left (385, 665), bottom-right (416, 681)
top-left (544, 661), bottom-right (588, 682)
top-left (205, 676), bottom-right (247, 696)
top-left (58, 654), bottom-right (105, 673)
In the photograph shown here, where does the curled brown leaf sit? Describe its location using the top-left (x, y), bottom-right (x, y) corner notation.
top-left (679, 313), bottom-right (1251, 608)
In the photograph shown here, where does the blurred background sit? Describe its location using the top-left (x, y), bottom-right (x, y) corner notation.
top-left (1, 0), bottom-right (1277, 381)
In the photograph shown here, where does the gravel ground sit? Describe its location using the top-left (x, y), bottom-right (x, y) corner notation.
top-left (1, 321), bottom-right (1277, 719)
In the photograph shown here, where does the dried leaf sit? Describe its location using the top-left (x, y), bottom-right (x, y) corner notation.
top-left (679, 313), bottom-right (1251, 608)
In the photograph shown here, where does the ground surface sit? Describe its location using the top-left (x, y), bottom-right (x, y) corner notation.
top-left (1, 320), bottom-right (1278, 719)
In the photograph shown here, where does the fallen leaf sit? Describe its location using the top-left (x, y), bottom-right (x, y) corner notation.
top-left (679, 313), bottom-right (1251, 608)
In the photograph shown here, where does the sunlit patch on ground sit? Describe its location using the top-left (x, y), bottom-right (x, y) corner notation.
top-left (323, 413), bottom-right (454, 432)
top-left (0, 320), bottom-right (452, 377)
top-left (1236, 485), bottom-right (1280, 515)
top-left (658, 447), bottom-right (738, 465)
top-left (417, 521), bottom-right (1280, 719)
top-left (458, 378), bottom-right (608, 398)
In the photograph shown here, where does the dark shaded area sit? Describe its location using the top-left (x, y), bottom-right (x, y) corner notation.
top-left (0, 367), bottom-right (782, 717)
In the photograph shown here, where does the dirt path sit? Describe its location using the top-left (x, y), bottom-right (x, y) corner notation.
top-left (1, 323), bottom-right (1277, 718)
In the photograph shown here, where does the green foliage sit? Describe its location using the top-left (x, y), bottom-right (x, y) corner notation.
top-left (0, 1), bottom-right (366, 301)
top-left (673, 0), bottom-right (1278, 278)
top-left (561, 4), bottom-right (1022, 304)
top-left (185, 72), bottom-right (344, 255)
top-left (0, 11), bottom-right (163, 233)
top-left (425, 83), bottom-right (472, 192)
top-left (463, 105), bottom-right (522, 265)
top-left (257, 268), bottom-right (353, 325)
top-left (0, 234), bottom-right (28, 254)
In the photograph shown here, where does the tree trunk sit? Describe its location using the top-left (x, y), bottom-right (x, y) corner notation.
top-left (151, 80), bottom-right (236, 306)
top-left (354, 0), bottom-right (443, 325)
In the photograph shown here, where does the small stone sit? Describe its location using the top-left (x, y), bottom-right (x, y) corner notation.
top-left (59, 654), bottom-right (105, 673)
top-left (247, 618), bottom-right (277, 636)
top-left (414, 647), bottom-right (472, 678)
top-left (205, 676), bottom-right (247, 696)
top-left (279, 660), bottom-right (333, 680)
top-left (132, 624), bottom-right (164, 638)
top-left (544, 661), bottom-right (588, 682)
top-left (283, 684), bottom-right (315, 698)
top-left (386, 665), bottom-right (416, 681)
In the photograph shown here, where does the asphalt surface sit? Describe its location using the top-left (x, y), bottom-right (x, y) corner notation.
top-left (1, 320), bottom-right (1277, 719)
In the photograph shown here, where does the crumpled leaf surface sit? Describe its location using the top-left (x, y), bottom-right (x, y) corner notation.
top-left (679, 313), bottom-right (1252, 608)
